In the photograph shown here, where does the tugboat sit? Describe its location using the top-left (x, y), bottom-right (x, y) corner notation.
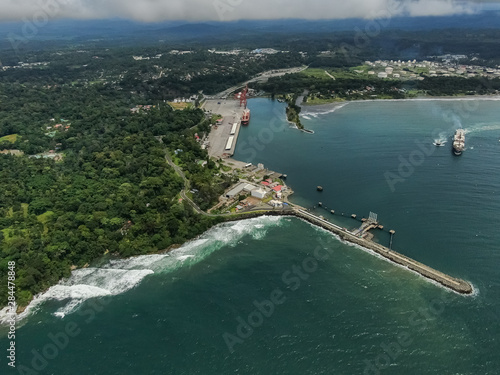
top-left (452, 129), bottom-right (465, 156)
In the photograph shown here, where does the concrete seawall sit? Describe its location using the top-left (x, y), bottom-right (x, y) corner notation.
top-left (232, 209), bottom-right (473, 295)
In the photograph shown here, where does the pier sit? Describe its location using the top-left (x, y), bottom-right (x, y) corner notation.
top-left (204, 99), bottom-right (245, 158)
top-left (290, 208), bottom-right (473, 294)
top-left (235, 208), bottom-right (473, 295)
top-left (201, 99), bottom-right (473, 295)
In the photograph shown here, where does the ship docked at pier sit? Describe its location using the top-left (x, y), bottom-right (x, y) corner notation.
top-left (452, 129), bottom-right (465, 156)
top-left (241, 108), bottom-right (251, 125)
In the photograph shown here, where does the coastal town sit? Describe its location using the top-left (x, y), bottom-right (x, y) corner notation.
top-left (362, 55), bottom-right (500, 80)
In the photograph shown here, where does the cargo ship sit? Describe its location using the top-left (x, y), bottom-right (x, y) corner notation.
top-left (452, 129), bottom-right (465, 156)
top-left (241, 109), bottom-right (251, 125)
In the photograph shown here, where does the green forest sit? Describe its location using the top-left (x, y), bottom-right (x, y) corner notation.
top-left (2, 26), bottom-right (500, 309)
top-left (256, 72), bottom-right (500, 99)
top-left (0, 81), bottom-right (231, 308)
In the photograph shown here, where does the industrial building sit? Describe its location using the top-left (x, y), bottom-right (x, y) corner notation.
top-left (226, 183), bottom-right (259, 199)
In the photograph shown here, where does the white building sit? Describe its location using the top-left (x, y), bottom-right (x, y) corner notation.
top-left (252, 188), bottom-right (267, 199)
top-left (226, 183), bottom-right (257, 199)
top-left (269, 200), bottom-right (283, 208)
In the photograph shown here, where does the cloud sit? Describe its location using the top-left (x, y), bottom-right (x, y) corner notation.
top-left (0, 0), bottom-right (485, 22)
top-left (403, 0), bottom-right (480, 16)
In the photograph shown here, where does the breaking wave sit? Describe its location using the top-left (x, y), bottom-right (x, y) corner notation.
top-left (2, 216), bottom-right (284, 321)
top-left (301, 103), bottom-right (349, 117)
top-left (298, 218), bottom-right (477, 297)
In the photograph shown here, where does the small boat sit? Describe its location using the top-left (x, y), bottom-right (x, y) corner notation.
top-left (317, 186), bottom-right (323, 192)
top-left (433, 139), bottom-right (445, 147)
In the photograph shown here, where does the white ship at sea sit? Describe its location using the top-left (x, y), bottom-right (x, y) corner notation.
top-left (453, 129), bottom-right (465, 156)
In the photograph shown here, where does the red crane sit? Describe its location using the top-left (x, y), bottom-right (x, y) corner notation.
top-left (235, 84), bottom-right (248, 108)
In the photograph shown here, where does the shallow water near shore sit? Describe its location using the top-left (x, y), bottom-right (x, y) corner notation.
top-left (2, 98), bottom-right (500, 374)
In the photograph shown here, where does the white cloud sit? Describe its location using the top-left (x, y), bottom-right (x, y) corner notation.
top-left (0, 0), bottom-right (486, 22)
top-left (403, 0), bottom-right (480, 16)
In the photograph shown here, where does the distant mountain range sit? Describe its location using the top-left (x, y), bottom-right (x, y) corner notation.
top-left (1, 12), bottom-right (499, 49)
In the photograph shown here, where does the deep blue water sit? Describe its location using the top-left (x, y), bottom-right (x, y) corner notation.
top-left (2, 98), bottom-right (500, 375)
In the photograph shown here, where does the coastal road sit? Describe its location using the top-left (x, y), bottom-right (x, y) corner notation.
top-left (215, 65), bottom-right (308, 98)
top-left (162, 148), bottom-right (206, 215)
top-left (324, 70), bottom-right (336, 80)
top-left (161, 145), bottom-right (280, 218)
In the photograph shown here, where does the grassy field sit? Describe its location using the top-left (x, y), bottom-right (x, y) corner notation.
top-left (301, 68), bottom-right (333, 79)
top-left (168, 102), bottom-right (193, 110)
top-left (1, 228), bottom-right (28, 241)
top-left (37, 210), bottom-right (55, 235)
top-left (0, 134), bottom-right (19, 143)
top-left (302, 66), bottom-right (376, 80)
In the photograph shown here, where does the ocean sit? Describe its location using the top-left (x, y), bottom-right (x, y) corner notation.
top-left (1, 98), bottom-right (500, 374)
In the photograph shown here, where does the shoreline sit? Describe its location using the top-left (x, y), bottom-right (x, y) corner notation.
top-left (5, 94), bottom-right (482, 320)
top-left (2, 204), bottom-right (474, 324)
top-left (299, 94), bottom-right (500, 113)
top-left (216, 210), bottom-right (474, 295)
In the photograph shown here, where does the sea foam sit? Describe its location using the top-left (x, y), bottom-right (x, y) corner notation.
top-left (302, 103), bottom-right (349, 117)
top-left (5, 216), bottom-right (283, 321)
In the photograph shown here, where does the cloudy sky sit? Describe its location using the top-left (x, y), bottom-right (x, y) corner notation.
top-left (0, 0), bottom-right (495, 23)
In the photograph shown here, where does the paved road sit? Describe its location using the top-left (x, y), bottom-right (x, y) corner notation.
top-left (162, 149), bottom-right (206, 215)
top-left (162, 146), bottom-right (281, 218)
top-left (216, 66), bottom-right (308, 98)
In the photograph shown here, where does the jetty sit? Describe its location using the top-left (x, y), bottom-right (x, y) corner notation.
top-left (194, 100), bottom-right (472, 295)
top-left (235, 208), bottom-right (473, 295)
top-left (290, 208), bottom-right (472, 294)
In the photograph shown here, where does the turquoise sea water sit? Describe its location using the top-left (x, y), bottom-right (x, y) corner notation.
top-left (2, 98), bottom-right (500, 374)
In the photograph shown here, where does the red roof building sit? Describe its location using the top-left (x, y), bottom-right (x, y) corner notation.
top-left (272, 185), bottom-right (283, 192)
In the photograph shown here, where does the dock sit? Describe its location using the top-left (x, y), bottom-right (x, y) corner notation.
top-left (290, 209), bottom-right (473, 294)
top-left (204, 99), bottom-right (245, 158)
top-left (202, 99), bottom-right (473, 295)
top-left (232, 208), bottom-right (473, 295)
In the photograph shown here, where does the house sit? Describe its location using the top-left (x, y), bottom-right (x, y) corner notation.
top-left (272, 185), bottom-right (283, 192)
top-left (269, 200), bottom-right (283, 208)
